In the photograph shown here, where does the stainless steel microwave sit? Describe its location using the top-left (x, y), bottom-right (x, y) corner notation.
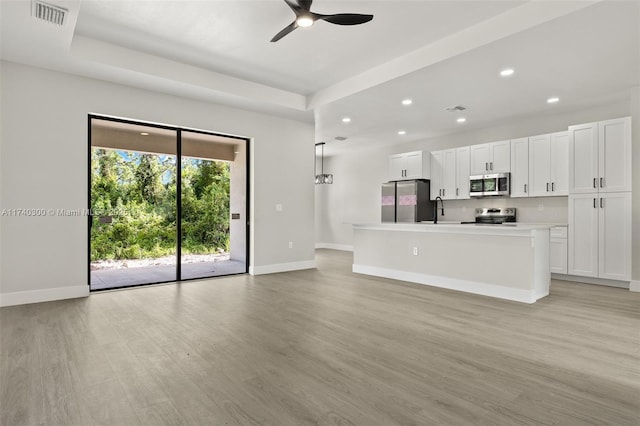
top-left (469, 173), bottom-right (510, 197)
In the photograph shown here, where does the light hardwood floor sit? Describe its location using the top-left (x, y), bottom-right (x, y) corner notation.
top-left (1, 249), bottom-right (639, 425)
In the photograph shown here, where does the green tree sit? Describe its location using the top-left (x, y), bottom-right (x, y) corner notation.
top-left (134, 154), bottom-right (163, 205)
top-left (91, 149), bottom-right (232, 261)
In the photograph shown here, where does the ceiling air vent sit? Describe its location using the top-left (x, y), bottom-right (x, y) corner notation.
top-left (334, 136), bottom-right (348, 141)
top-left (32, 0), bottom-right (67, 26)
top-left (445, 105), bottom-right (468, 112)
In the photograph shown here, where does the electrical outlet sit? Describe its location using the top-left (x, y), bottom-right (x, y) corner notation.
top-left (288, 241), bottom-right (293, 249)
top-left (276, 204), bottom-right (283, 212)
top-left (538, 204), bottom-right (544, 212)
top-left (412, 247), bottom-right (419, 256)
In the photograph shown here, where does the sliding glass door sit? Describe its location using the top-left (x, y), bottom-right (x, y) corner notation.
top-left (180, 130), bottom-right (246, 279)
top-left (89, 117), bottom-right (247, 291)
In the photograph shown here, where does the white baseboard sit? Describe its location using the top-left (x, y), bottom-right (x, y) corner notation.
top-left (249, 260), bottom-right (316, 275)
top-left (0, 285), bottom-right (90, 307)
top-left (552, 274), bottom-right (630, 289)
top-left (315, 243), bottom-right (354, 252)
top-left (630, 280), bottom-right (640, 292)
top-left (353, 264), bottom-right (541, 304)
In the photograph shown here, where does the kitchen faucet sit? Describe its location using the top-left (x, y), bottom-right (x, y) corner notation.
top-left (434, 196), bottom-right (444, 224)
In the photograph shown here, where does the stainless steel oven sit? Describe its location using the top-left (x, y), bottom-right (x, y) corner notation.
top-left (469, 173), bottom-right (510, 197)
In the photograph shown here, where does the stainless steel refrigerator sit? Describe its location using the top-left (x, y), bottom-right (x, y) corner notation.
top-left (381, 180), bottom-right (434, 222)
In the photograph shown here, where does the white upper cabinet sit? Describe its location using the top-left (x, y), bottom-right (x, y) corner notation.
top-left (599, 117), bottom-right (632, 193)
top-left (569, 117), bottom-right (631, 193)
top-left (430, 151), bottom-right (444, 199)
top-left (389, 154), bottom-right (406, 181)
top-left (455, 146), bottom-right (470, 199)
top-left (389, 151), bottom-right (430, 181)
top-left (527, 131), bottom-right (569, 197)
top-left (528, 134), bottom-right (551, 197)
top-left (431, 148), bottom-right (470, 200)
top-left (568, 122), bottom-right (598, 193)
top-left (442, 149), bottom-right (457, 200)
top-left (509, 131), bottom-right (568, 199)
top-left (469, 140), bottom-right (510, 174)
top-left (470, 143), bottom-right (491, 175)
top-left (491, 140), bottom-right (511, 173)
top-left (510, 137), bottom-right (529, 198)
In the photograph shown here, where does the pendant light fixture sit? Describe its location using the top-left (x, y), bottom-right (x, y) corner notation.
top-left (315, 142), bottom-right (333, 185)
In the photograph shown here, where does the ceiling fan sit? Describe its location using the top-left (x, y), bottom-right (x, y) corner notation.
top-left (271, 0), bottom-right (374, 42)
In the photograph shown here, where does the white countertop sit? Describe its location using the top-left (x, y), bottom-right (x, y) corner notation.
top-left (353, 222), bottom-right (554, 237)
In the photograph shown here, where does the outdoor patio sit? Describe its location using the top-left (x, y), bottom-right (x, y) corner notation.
top-left (90, 259), bottom-right (246, 290)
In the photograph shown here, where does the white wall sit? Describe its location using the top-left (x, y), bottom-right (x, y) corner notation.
top-left (631, 86), bottom-right (640, 289)
top-left (0, 61), bottom-right (315, 306)
top-left (316, 100), bottom-right (639, 280)
top-left (229, 140), bottom-right (247, 263)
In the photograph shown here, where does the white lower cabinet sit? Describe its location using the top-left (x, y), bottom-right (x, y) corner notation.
top-left (550, 226), bottom-right (568, 274)
top-left (568, 192), bottom-right (631, 281)
top-left (598, 192), bottom-right (632, 281)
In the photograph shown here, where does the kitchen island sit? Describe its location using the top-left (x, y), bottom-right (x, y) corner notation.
top-left (352, 223), bottom-right (551, 304)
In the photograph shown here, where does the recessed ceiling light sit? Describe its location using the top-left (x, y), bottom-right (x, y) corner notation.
top-left (457, 118), bottom-right (467, 123)
top-left (547, 97), bottom-right (560, 104)
top-left (342, 117), bottom-right (351, 123)
top-left (398, 130), bottom-right (406, 135)
top-left (500, 68), bottom-right (515, 77)
top-left (402, 99), bottom-right (413, 106)
top-left (140, 132), bottom-right (149, 136)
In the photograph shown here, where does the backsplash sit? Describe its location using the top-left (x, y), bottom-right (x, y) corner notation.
top-left (436, 196), bottom-right (568, 224)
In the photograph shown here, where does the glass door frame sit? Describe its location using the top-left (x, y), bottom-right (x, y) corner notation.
top-left (87, 114), bottom-right (250, 291)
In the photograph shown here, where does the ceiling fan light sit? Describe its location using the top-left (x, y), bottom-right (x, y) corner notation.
top-left (296, 15), bottom-right (314, 27)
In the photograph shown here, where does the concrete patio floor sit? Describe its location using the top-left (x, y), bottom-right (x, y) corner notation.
top-left (90, 259), bottom-right (246, 290)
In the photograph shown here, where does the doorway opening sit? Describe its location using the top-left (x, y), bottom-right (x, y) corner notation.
top-left (88, 116), bottom-right (248, 291)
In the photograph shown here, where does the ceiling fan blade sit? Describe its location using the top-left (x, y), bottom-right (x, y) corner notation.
top-left (297, 0), bottom-right (313, 10)
top-left (283, 0), bottom-right (302, 14)
top-left (314, 13), bottom-right (374, 26)
top-left (270, 21), bottom-right (298, 42)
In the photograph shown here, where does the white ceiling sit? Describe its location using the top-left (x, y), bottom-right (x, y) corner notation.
top-left (1, 0), bottom-right (639, 155)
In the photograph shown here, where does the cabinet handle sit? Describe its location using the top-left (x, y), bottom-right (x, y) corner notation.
top-left (456, 188), bottom-right (459, 196)
top-left (490, 162), bottom-right (493, 171)
top-left (485, 162), bottom-right (488, 171)
top-left (552, 182), bottom-right (555, 191)
top-left (546, 182), bottom-right (549, 192)
top-left (593, 178), bottom-right (596, 188)
top-left (600, 177), bottom-right (604, 188)
top-left (524, 184), bottom-right (527, 193)
top-left (593, 198), bottom-right (596, 208)
top-left (443, 189), bottom-right (445, 197)
top-left (600, 198), bottom-right (603, 208)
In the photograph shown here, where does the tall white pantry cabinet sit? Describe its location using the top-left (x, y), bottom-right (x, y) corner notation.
top-left (568, 117), bottom-right (632, 282)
